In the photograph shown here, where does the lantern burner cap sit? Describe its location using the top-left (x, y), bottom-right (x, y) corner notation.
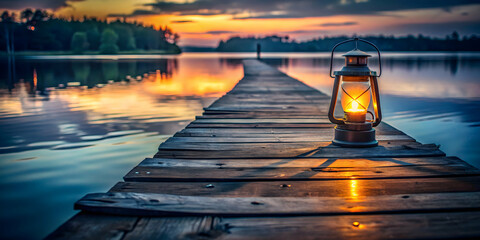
top-left (342, 49), bottom-right (372, 57)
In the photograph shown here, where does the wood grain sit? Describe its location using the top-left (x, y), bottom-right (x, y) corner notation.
top-left (111, 176), bottom-right (480, 197)
top-left (49, 59), bottom-right (480, 240)
top-left (76, 192), bottom-right (480, 217)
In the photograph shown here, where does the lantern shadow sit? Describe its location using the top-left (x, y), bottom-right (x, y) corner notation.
top-left (190, 141), bottom-right (467, 198)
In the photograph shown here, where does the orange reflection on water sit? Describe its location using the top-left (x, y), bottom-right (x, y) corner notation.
top-left (143, 59), bottom-right (243, 97)
top-left (143, 74), bottom-right (233, 97)
top-left (1, 58), bottom-right (244, 124)
top-left (33, 69), bottom-right (37, 91)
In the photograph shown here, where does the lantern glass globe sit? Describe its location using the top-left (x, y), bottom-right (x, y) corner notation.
top-left (340, 77), bottom-right (371, 113)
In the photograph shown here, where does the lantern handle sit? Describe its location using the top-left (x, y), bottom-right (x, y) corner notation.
top-left (329, 38), bottom-right (354, 78)
top-left (329, 38), bottom-right (382, 78)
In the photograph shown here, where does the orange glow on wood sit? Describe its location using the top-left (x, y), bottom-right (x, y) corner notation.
top-left (350, 180), bottom-right (358, 199)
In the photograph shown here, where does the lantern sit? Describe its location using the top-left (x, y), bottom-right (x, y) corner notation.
top-left (328, 38), bottom-right (382, 147)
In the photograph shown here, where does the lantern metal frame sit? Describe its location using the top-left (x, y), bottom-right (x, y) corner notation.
top-left (328, 38), bottom-right (383, 147)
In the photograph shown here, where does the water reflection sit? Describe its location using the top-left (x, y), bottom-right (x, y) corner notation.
top-left (0, 58), bottom-right (243, 155)
top-left (263, 54), bottom-right (480, 126)
top-left (0, 56), bottom-right (243, 240)
top-left (1, 53), bottom-right (480, 239)
top-left (264, 53), bottom-right (480, 168)
top-left (264, 55), bottom-right (480, 99)
top-left (1, 58), bottom-right (178, 92)
top-left (383, 95), bottom-right (480, 126)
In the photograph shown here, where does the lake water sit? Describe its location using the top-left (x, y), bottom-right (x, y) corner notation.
top-left (1, 52), bottom-right (479, 239)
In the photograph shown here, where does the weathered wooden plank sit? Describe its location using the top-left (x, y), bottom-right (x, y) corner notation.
top-left (213, 97), bottom-right (329, 103)
top-left (175, 122), bottom-right (407, 136)
top-left (164, 135), bottom-right (414, 143)
top-left (173, 133), bottom-right (411, 142)
top-left (124, 163), bottom-right (478, 182)
top-left (45, 213), bottom-right (138, 240)
top-left (203, 107), bottom-right (326, 113)
top-left (219, 212), bottom-right (480, 240)
top-left (155, 142), bottom-right (444, 159)
top-left (118, 212), bottom-right (480, 239)
top-left (186, 123), bottom-right (335, 128)
top-left (122, 217), bottom-right (220, 240)
top-left (208, 103), bottom-right (328, 108)
top-left (211, 97), bottom-right (329, 101)
top-left (202, 110), bottom-right (324, 117)
top-left (75, 192), bottom-right (480, 217)
top-left (118, 213), bottom-right (480, 239)
top-left (192, 118), bottom-right (330, 124)
top-left (137, 157), bottom-right (466, 168)
top-left (159, 139), bottom-right (417, 149)
top-left (186, 123), bottom-right (334, 128)
top-left (176, 128), bottom-right (334, 136)
top-left (111, 176), bottom-right (480, 197)
top-left (197, 114), bottom-right (323, 119)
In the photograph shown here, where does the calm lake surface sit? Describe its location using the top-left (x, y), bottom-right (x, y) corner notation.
top-left (1, 52), bottom-right (479, 239)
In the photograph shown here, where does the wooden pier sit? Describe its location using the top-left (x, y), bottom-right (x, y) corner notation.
top-left (48, 60), bottom-right (480, 239)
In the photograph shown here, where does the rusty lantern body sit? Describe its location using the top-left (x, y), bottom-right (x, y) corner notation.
top-left (328, 38), bottom-right (382, 147)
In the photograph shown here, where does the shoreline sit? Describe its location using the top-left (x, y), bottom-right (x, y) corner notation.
top-left (2, 51), bottom-right (479, 60)
top-left (0, 50), bottom-right (182, 57)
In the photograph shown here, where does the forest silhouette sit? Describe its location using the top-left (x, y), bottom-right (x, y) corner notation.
top-left (216, 33), bottom-right (480, 52)
top-left (1, 9), bottom-right (479, 54)
top-left (0, 9), bottom-right (181, 54)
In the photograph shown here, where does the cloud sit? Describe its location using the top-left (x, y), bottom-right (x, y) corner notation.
top-left (170, 20), bottom-right (196, 23)
top-left (317, 21), bottom-right (358, 27)
top-left (233, 13), bottom-right (303, 20)
top-left (141, 0), bottom-right (476, 18)
top-left (182, 29), bottom-right (328, 36)
top-left (206, 30), bottom-right (239, 35)
top-left (108, 9), bottom-right (160, 18)
top-left (281, 30), bottom-right (329, 34)
top-left (180, 30), bottom-right (240, 35)
top-left (0, 0), bottom-right (85, 10)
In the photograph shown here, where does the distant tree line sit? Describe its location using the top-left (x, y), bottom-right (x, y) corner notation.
top-left (0, 9), bottom-right (181, 54)
top-left (217, 32), bottom-right (480, 52)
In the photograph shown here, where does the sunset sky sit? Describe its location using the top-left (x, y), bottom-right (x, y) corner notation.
top-left (1, 0), bottom-right (479, 46)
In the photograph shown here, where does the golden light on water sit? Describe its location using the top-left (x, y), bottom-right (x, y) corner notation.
top-left (143, 74), bottom-right (232, 96)
top-left (33, 69), bottom-right (37, 91)
top-left (0, 59), bottom-right (243, 121)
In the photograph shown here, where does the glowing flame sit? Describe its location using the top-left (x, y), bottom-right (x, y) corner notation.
top-left (351, 101), bottom-right (358, 110)
top-left (347, 100), bottom-right (365, 113)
